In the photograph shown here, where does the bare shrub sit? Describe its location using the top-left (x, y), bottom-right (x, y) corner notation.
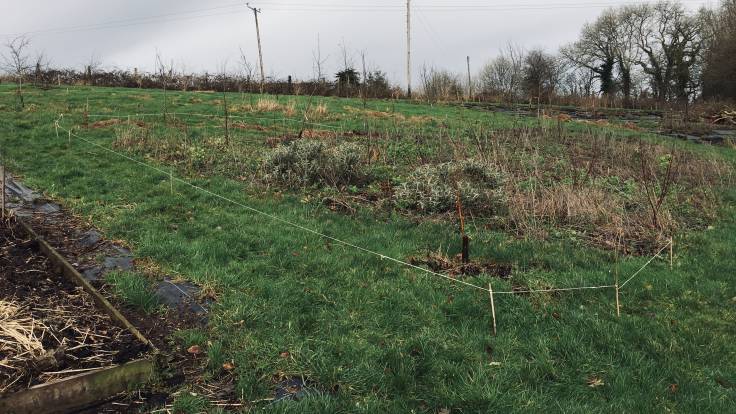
top-left (420, 66), bottom-right (463, 103)
top-left (255, 98), bottom-right (280, 112)
top-left (282, 100), bottom-right (297, 117)
top-left (475, 123), bottom-right (732, 251)
top-left (308, 103), bottom-right (329, 119)
top-left (1, 36), bottom-right (32, 109)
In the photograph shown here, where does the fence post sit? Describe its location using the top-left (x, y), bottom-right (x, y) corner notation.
top-left (461, 235), bottom-right (470, 265)
top-left (615, 284), bottom-right (621, 318)
top-left (1, 165), bottom-right (5, 219)
top-left (488, 282), bottom-right (497, 336)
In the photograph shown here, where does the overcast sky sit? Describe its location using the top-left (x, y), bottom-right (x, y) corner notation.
top-left (1, 0), bottom-right (712, 86)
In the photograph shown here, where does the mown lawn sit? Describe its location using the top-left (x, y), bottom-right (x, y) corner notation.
top-left (1, 84), bottom-right (735, 413)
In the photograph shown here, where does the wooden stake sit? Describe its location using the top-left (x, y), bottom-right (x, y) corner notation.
top-left (462, 235), bottom-right (470, 265)
top-left (488, 282), bottom-right (497, 336)
top-left (615, 284), bottom-right (621, 318)
top-left (466, 56), bottom-right (472, 100)
top-left (1, 165), bottom-right (5, 219)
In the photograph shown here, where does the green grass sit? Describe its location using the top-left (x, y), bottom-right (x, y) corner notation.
top-left (105, 271), bottom-right (160, 314)
top-left (172, 391), bottom-right (212, 413)
top-left (1, 84), bottom-right (735, 412)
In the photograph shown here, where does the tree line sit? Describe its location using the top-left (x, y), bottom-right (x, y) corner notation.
top-left (477, 0), bottom-right (736, 107)
top-left (2, 0), bottom-right (734, 108)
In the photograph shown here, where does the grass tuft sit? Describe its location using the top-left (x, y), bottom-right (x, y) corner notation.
top-left (105, 271), bottom-right (160, 314)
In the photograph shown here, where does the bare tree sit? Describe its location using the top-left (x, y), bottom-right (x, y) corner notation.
top-left (2, 36), bottom-right (32, 108)
top-left (479, 42), bottom-right (525, 102)
top-left (627, 2), bottom-right (704, 102)
top-left (85, 53), bottom-right (102, 85)
top-left (338, 38), bottom-right (354, 73)
top-left (33, 51), bottom-right (51, 88)
top-left (522, 49), bottom-right (562, 103)
top-left (336, 39), bottom-right (357, 96)
top-left (559, 67), bottom-right (597, 98)
top-left (312, 33), bottom-right (329, 83)
top-left (561, 9), bottom-right (619, 101)
top-left (615, 7), bottom-right (644, 107)
top-left (219, 61), bottom-right (230, 145)
top-left (702, 0), bottom-right (736, 99)
top-left (238, 46), bottom-right (255, 93)
top-left (420, 65), bottom-right (463, 103)
top-left (155, 50), bottom-right (174, 121)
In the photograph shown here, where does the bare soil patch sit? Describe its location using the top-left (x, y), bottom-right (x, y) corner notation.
top-left (409, 250), bottom-right (512, 279)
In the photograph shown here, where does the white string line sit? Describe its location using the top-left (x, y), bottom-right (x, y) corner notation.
top-left (59, 125), bottom-right (491, 294)
top-left (619, 240), bottom-right (672, 289)
top-left (493, 284), bottom-right (616, 295)
top-left (86, 112), bottom-right (342, 131)
top-left (164, 280), bottom-right (208, 314)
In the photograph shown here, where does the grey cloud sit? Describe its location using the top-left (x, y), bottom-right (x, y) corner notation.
top-left (1, 0), bottom-right (707, 86)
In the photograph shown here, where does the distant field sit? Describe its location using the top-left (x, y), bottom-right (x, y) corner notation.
top-left (1, 84), bottom-right (735, 412)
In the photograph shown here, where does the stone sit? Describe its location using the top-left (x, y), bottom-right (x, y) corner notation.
top-left (111, 246), bottom-right (131, 256)
top-left (37, 202), bottom-right (60, 214)
top-left (103, 256), bottom-right (134, 271)
top-left (4, 177), bottom-right (38, 202)
top-left (154, 279), bottom-right (208, 315)
top-left (79, 230), bottom-right (102, 247)
top-left (82, 266), bottom-right (104, 282)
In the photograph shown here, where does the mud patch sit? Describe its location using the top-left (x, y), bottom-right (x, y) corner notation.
top-left (90, 118), bottom-right (148, 129)
top-left (409, 251), bottom-right (512, 278)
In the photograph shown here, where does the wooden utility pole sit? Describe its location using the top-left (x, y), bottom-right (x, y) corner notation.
top-left (406, 0), bottom-right (412, 99)
top-left (247, 2), bottom-right (266, 94)
top-left (466, 56), bottom-right (472, 101)
top-left (361, 51), bottom-right (368, 107)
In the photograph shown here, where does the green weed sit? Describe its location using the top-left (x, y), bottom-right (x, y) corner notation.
top-left (105, 271), bottom-right (160, 314)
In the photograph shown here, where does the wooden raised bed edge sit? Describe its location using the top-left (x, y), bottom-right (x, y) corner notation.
top-left (0, 213), bottom-right (160, 414)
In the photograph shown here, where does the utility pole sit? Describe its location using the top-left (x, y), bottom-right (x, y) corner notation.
top-left (466, 56), bottom-right (472, 101)
top-left (361, 51), bottom-right (368, 107)
top-left (247, 2), bottom-right (266, 94)
top-left (406, 0), bottom-right (412, 99)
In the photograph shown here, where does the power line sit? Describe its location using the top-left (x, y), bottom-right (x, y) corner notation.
top-left (1, 0), bottom-right (710, 38)
top-left (0, 3), bottom-right (245, 38)
top-left (254, 0), bottom-right (708, 10)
